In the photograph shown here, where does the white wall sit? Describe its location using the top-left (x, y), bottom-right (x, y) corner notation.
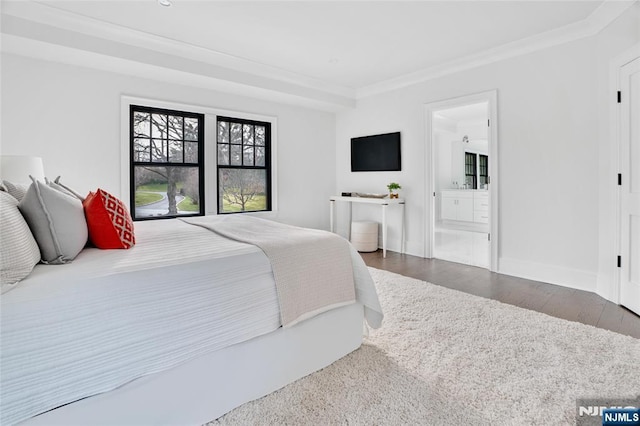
top-left (336, 4), bottom-right (640, 292)
top-left (0, 54), bottom-right (337, 230)
top-left (435, 131), bottom-right (454, 191)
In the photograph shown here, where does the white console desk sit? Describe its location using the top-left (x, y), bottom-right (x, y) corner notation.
top-left (329, 196), bottom-right (405, 258)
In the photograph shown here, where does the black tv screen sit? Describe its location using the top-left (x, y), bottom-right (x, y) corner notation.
top-left (351, 132), bottom-right (401, 172)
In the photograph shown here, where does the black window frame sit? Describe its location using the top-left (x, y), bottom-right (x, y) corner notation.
top-left (216, 116), bottom-right (272, 214)
top-left (479, 154), bottom-right (489, 186)
top-left (130, 104), bottom-right (205, 221)
top-left (464, 152), bottom-right (477, 189)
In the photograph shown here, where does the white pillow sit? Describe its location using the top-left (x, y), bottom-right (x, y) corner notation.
top-left (18, 178), bottom-right (88, 264)
top-left (0, 191), bottom-right (41, 293)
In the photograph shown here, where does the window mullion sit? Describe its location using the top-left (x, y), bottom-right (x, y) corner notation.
top-left (182, 118), bottom-right (185, 163)
top-left (243, 123), bottom-right (246, 166)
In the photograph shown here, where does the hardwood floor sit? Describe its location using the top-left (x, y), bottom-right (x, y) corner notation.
top-left (361, 250), bottom-right (640, 339)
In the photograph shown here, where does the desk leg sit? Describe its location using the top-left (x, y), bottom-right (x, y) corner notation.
top-left (330, 200), bottom-right (335, 233)
top-left (348, 202), bottom-right (352, 240)
top-left (382, 204), bottom-right (387, 258)
top-left (401, 202), bottom-right (405, 254)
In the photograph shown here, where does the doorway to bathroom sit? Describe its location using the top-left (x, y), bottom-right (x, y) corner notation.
top-left (425, 91), bottom-right (498, 271)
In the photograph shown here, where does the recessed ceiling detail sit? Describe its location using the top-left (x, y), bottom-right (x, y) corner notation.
top-left (1, 1), bottom-right (636, 110)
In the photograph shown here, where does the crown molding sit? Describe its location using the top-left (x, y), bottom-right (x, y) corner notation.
top-left (1, 0), bottom-right (636, 106)
top-left (1, 34), bottom-right (354, 112)
top-left (0, 1), bottom-right (356, 100)
top-left (356, 0), bottom-right (637, 99)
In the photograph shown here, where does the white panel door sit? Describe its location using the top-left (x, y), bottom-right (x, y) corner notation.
top-left (620, 57), bottom-right (640, 316)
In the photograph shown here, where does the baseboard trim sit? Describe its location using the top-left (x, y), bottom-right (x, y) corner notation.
top-left (596, 273), bottom-right (619, 304)
top-left (370, 240), bottom-right (423, 257)
top-left (403, 240), bottom-right (424, 258)
top-left (499, 257), bottom-right (597, 293)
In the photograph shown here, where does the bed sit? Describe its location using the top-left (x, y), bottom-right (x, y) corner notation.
top-left (1, 214), bottom-right (383, 425)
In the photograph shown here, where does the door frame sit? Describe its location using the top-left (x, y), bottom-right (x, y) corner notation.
top-left (424, 90), bottom-right (499, 272)
top-left (611, 42), bottom-right (640, 305)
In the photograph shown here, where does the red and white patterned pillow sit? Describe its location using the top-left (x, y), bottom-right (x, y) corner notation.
top-left (83, 189), bottom-right (135, 249)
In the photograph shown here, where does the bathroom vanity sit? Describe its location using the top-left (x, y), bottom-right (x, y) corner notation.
top-left (441, 190), bottom-right (488, 224)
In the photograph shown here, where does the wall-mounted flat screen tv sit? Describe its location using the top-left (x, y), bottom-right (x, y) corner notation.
top-left (351, 132), bottom-right (401, 172)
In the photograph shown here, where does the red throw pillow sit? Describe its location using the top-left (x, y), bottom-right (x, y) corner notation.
top-left (83, 189), bottom-right (135, 249)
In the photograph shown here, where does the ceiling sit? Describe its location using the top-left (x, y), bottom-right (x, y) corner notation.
top-left (1, 1), bottom-right (635, 110)
top-left (436, 102), bottom-right (488, 124)
top-left (26, 0), bottom-right (602, 89)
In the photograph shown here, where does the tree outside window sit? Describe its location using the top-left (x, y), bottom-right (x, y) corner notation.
top-left (130, 105), bottom-right (204, 220)
top-left (217, 117), bottom-right (271, 213)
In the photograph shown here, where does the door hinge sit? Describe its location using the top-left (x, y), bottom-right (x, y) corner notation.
top-left (618, 173), bottom-right (622, 186)
top-left (617, 91), bottom-right (622, 103)
top-left (488, 233), bottom-right (491, 241)
top-left (487, 119), bottom-right (490, 127)
top-left (433, 192), bottom-right (436, 197)
top-left (617, 256), bottom-right (621, 268)
top-left (487, 176), bottom-right (491, 184)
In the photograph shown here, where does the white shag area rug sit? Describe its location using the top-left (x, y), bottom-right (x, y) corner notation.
top-left (210, 267), bottom-right (640, 425)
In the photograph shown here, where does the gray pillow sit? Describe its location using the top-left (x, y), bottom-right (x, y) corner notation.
top-left (2, 180), bottom-right (29, 202)
top-left (48, 176), bottom-right (85, 201)
top-left (0, 191), bottom-right (41, 293)
top-left (18, 178), bottom-right (88, 264)
top-left (45, 177), bottom-right (81, 200)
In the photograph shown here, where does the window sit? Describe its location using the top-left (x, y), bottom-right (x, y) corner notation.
top-left (479, 154), bottom-right (489, 187)
top-left (464, 152), bottom-right (477, 189)
top-left (217, 116), bottom-right (271, 213)
top-left (130, 105), bottom-right (205, 220)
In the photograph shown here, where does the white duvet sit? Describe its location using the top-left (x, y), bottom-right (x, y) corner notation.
top-left (0, 218), bottom-right (382, 425)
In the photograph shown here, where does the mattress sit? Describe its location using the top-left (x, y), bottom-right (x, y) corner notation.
top-left (1, 219), bottom-right (281, 425)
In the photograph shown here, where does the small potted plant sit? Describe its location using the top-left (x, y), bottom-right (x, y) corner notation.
top-left (387, 182), bottom-right (401, 199)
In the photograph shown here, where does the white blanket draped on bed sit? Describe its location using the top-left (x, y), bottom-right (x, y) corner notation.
top-left (182, 215), bottom-right (356, 327)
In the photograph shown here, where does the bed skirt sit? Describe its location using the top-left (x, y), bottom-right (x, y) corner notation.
top-left (22, 302), bottom-right (365, 425)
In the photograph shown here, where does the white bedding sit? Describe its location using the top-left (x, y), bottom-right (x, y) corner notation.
top-left (1, 218), bottom-right (383, 425)
top-left (1, 219), bottom-right (280, 425)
